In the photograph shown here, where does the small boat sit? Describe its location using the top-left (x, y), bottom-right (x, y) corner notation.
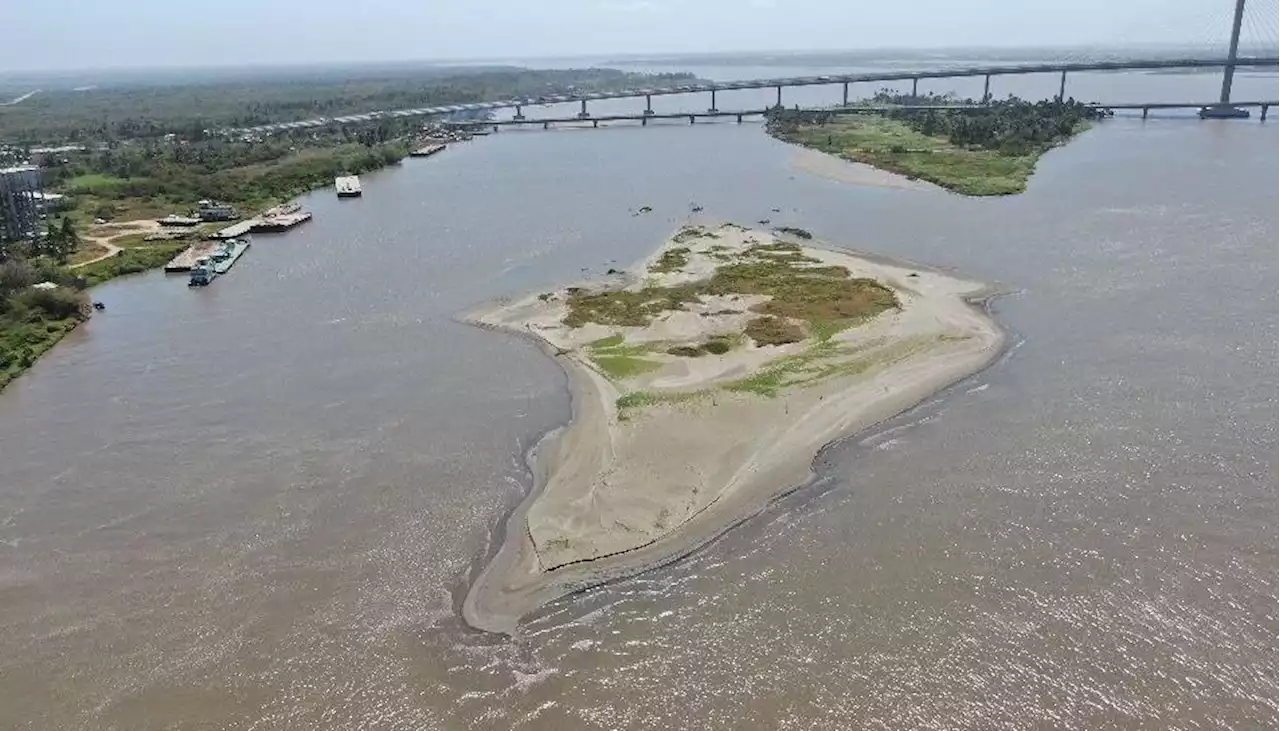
top-left (335, 175), bottom-right (362, 197)
top-left (188, 257), bottom-right (216, 286)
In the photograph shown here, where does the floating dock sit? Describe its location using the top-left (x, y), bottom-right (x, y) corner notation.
top-left (251, 211), bottom-right (312, 232)
top-left (251, 203), bottom-right (311, 232)
top-left (211, 220), bottom-right (254, 239)
top-left (335, 176), bottom-right (362, 197)
top-left (211, 239), bottom-right (250, 274)
top-left (165, 241), bottom-right (223, 272)
top-left (157, 214), bottom-right (201, 227)
top-left (409, 144), bottom-right (446, 157)
top-left (206, 202), bottom-right (313, 238)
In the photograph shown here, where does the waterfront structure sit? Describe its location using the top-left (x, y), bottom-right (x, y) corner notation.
top-left (197, 199), bottom-right (238, 221)
top-left (0, 165), bottom-right (42, 245)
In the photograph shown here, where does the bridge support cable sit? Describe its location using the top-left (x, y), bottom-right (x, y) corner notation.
top-left (1241, 0), bottom-right (1279, 55)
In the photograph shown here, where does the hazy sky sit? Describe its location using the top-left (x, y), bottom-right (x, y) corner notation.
top-left (1, 0), bottom-right (1267, 71)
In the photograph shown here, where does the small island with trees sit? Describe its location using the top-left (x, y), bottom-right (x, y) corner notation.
top-left (766, 92), bottom-right (1107, 195)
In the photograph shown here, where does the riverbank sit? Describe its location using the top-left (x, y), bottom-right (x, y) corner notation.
top-left (0, 156), bottom-right (394, 392)
top-left (461, 223), bottom-right (1006, 632)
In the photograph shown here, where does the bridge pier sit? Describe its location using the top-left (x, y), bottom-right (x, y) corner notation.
top-left (644, 94), bottom-right (654, 116)
top-left (775, 85), bottom-right (782, 107)
top-left (982, 74), bottom-right (991, 102)
top-left (708, 89), bottom-right (718, 113)
top-left (513, 104), bottom-right (525, 120)
top-left (1058, 70), bottom-right (1067, 102)
top-left (543, 121), bottom-right (550, 129)
top-left (842, 82), bottom-right (849, 106)
top-left (1141, 107), bottom-right (1149, 119)
top-left (689, 115), bottom-right (696, 124)
top-left (736, 113), bottom-right (743, 123)
top-left (641, 116), bottom-right (647, 126)
top-left (1262, 104), bottom-right (1269, 121)
top-left (911, 78), bottom-right (918, 99)
top-left (577, 99), bottom-right (590, 119)
top-left (593, 119), bottom-right (599, 128)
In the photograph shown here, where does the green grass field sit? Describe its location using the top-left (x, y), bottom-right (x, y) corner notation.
top-left (781, 116), bottom-right (1041, 196)
top-left (76, 244), bottom-right (187, 287)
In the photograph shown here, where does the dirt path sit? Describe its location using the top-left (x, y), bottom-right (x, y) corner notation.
top-left (69, 240), bottom-right (122, 269)
top-left (69, 220), bottom-right (165, 269)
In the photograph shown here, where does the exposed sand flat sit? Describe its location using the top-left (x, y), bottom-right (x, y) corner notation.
top-left (462, 224), bottom-right (1004, 633)
top-left (791, 146), bottom-right (942, 191)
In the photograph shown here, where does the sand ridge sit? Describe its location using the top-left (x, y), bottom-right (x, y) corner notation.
top-left (461, 224), bottom-right (1005, 633)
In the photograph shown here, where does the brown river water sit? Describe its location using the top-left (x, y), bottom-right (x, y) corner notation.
top-left (0, 66), bottom-right (1276, 729)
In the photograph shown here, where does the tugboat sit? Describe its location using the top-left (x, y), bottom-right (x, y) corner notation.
top-left (188, 257), bottom-right (215, 286)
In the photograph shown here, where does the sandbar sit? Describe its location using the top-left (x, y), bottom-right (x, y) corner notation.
top-left (462, 223), bottom-right (1004, 633)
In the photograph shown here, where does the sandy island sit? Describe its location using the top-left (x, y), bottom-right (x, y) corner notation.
top-left (462, 223), bottom-right (1004, 633)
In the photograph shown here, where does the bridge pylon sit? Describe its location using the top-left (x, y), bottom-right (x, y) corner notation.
top-left (1200, 0), bottom-right (1251, 119)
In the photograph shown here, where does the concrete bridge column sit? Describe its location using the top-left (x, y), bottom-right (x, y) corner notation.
top-left (641, 116), bottom-right (648, 126)
top-left (689, 115), bottom-right (696, 124)
top-left (513, 104), bottom-right (525, 120)
top-left (1220, 0), bottom-right (1246, 104)
top-left (775, 85), bottom-right (783, 107)
top-left (1141, 107), bottom-right (1149, 119)
top-left (708, 89), bottom-right (718, 113)
top-left (1262, 104), bottom-right (1270, 121)
top-left (577, 99), bottom-right (590, 119)
top-left (644, 94), bottom-right (654, 116)
top-left (543, 121), bottom-right (550, 129)
top-left (842, 82), bottom-right (849, 106)
top-left (911, 78), bottom-right (918, 99)
top-left (593, 119), bottom-right (599, 128)
top-left (1057, 70), bottom-right (1067, 102)
top-left (736, 113), bottom-right (743, 123)
top-left (982, 74), bottom-right (991, 102)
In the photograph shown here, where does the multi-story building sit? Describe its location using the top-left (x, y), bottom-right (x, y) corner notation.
top-left (0, 165), bottom-right (42, 245)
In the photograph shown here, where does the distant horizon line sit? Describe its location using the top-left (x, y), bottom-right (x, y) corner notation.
top-left (3, 41), bottom-right (1276, 78)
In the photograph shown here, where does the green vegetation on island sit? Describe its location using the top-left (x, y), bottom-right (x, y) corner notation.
top-left (559, 229), bottom-right (903, 412)
top-left (766, 93), bottom-right (1105, 195)
top-left (567, 238), bottom-right (897, 341)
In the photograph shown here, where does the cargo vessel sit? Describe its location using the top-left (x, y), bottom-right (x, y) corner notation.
top-left (335, 175), bottom-right (362, 197)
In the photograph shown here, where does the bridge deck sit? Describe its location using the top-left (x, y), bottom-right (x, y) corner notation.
top-left (226, 56), bottom-right (1280, 136)
top-left (448, 100), bottom-right (1278, 129)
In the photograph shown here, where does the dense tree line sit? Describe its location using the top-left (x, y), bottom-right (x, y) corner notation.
top-left (0, 68), bottom-right (698, 144)
top-left (767, 93), bottom-right (1106, 156)
top-left (0, 252), bottom-right (87, 386)
top-left (48, 133), bottom-right (410, 214)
